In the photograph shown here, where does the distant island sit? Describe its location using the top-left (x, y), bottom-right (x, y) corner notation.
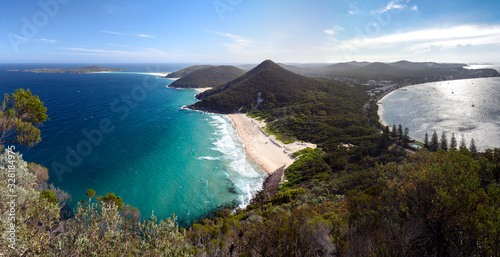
top-left (24, 66), bottom-right (126, 74)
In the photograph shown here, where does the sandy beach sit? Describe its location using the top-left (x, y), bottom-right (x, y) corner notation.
top-left (228, 114), bottom-right (316, 174)
top-left (377, 90), bottom-right (399, 128)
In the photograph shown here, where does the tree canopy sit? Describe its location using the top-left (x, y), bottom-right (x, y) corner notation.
top-left (0, 88), bottom-right (48, 147)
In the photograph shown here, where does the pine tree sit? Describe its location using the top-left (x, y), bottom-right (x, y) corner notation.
top-left (391, 125), bottom-right (397, 139)
top-left (430, 131), bottom-right (439, 151)
top-left (440, 132), bottom-right (448, 151)
top-left (398, 124), bottom-right (403, 140)
top-left (450, 133), bottom-right (457, 150)
top-left (379, 126), bottom-right (390, 149)
top-left (404, 127), bottom-right (410, 143)
top-left (424, 133), bottom-right (429, 149)
top-left (470, 138), bottom-right (477, 153)
top-left (460, 135), bottom-right (467, 150)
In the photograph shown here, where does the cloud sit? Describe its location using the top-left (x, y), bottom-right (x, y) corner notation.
top-left (374, 0), bottom-right (418, 14)
top-left (107, 44), bottom-right (129, 48)
top-left (38, 38), bottom-right (57, 43)
top-left (102, 30), bottom-right (121, 35)
top-left (102, 31), bottom-right (155, 39)
top-left (324, 26), bottom-right (344, 36)
top-left (59, 47), bottom-right (167, 57)
top-left (137, 34), bottom-right (156, 39)
top-left (335, 24), bottom-right (500, 56)
top-left (205, 30), bottom-right (255, 53)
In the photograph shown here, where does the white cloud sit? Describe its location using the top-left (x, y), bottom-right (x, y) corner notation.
top-left (59, 47), bottom-right (167, 56)
top-left (374, 0), bottom-right (418, 14)
top-left (137, 34), bottom-right (156, 39)
top-left (107, 44), bottom-right (129, 48)
top-left (102, 30), bottom-right (121, 35)
top-left (330, 24), bottom-right (500, 61)
top-left (39, 38), bottom-right (57, 43)
top-left (102, 31), bottom-right (156, 39)
top-left (205, 30), bottom-right (255, 53)
top-left (324, 26), bottom-right (344, 36)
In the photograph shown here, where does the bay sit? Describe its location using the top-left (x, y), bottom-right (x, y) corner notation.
top-left (379, 65), bottom-right (500, 151)
top-left (0, 64), bottom-right (264, 226)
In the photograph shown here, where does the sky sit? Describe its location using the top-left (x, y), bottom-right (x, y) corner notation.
top-left (1, 0), bottom-right (500, 64)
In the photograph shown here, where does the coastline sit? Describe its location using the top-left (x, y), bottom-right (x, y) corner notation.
top-left (228, 113), bottom-right (316, 174)
top-left (377, 89), bottom-right (399, 128)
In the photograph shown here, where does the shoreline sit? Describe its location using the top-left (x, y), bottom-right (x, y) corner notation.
top-left (228, 113), bottom-right (316, 174)
top-left (377, 90), bottom-right (399, 128)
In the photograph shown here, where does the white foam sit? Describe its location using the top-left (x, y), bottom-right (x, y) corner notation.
top-left (208, 114), bottom-right (264, 208)
top-left (197, 156), bottom-right (220, 161)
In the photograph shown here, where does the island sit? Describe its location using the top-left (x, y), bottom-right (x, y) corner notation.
top-left (24, 66), bottom-right (126, 74)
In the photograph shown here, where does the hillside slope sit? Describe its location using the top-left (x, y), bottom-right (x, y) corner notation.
top-left (169, 65), bottom-right (246, 88)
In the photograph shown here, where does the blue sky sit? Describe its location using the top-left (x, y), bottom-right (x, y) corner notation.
top-left (1, 0), bottom-right (500, 63)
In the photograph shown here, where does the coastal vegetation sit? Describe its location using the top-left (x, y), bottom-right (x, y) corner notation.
top-left (1, 60), bottom-right (499, 256)
top-left (279, 60), bottom-right (499, 84)
top-left (169, 65), bottom-right (246, 88)
top-left (0, 88), bottom-right (48, 147)
top-left (164, 65), bottom-right (213, 78)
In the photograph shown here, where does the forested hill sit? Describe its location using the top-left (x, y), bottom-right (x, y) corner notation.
top-left (284, 60), bottom-right (499, 82)
top-left (168, 65), bottom-right (246, 88)
top-left (189, 60), bottom-right (375, 151)
top-left (164, 65), bottom-right (213, 78)
top-left (190, 60), bottom-right (320, 113)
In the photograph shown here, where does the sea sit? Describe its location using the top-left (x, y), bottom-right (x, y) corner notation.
top-left (379, 65), bottom-right (500, 151)
top-left (0, 63), bottom-right (264, 227)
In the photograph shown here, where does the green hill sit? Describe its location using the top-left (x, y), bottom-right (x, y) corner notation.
top-left (190, 60), bottom-right (374, 151)
top-left (169, 65), bottom-right (246, 88)
top-left (314, 61), bottom-right (499, 82)
top-left (165, 65), bottom-right (213, 78)
top-left (190, 60), bottom-right (320, 113)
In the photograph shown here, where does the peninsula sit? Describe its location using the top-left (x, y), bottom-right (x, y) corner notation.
top-left (24, 66), bottom-right (126, 74)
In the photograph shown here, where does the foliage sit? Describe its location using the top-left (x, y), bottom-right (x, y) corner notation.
top-left (166, 65), bottom-right (213, 78)
top-left (375, 150), bottom-right (500, 256)
top-left (0, 88), bottom-right (48, 147)
top-left (0, 149), bottom-right (195, 256)
top-left (169, 65), bottom-right (246, 88)
top-left (40, 189), bottom-right (58, 204)
top-left (0, 150), bottom-right (60, 256)
top-left (98, 192), bottom-right (124, 211)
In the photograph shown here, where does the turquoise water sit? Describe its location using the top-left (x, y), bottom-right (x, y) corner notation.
top-left (380, 67), bottom-right (500, 151)
top-left (0, 64), bottom-right (264, 226)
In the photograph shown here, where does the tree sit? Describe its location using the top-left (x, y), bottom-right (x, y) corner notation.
top-left (379, 151), bottom-right (500, 256)
top-left (398, 124), bottom-right (403, 140)
top-left (403, 127), bottom-right (410, 143)
top-left (430, 131), bottom-right (439, 152)
top-left (440, 132), bottom-right (448, 151)
top-left (424, 133), bottom-right (429, 149)
top-left (379, 126), bottom-right (390, 149)
top-left (470, 138), bottom-right (477, 153)
top-left (391, 125), bottom-right (397, 139)
top-left (460, 135), bottom-right (467, 149)
top-left (450, 133), bottom-right (457, 150)
top-left (86, 189), bottom-right (96, 204)
top-left (0, 89), bottom-right (48, 147)
top-left (99, 192), bottom-right (124, 211)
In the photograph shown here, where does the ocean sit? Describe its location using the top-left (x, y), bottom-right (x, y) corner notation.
top-left (379, 65), bottom-right (500, 151)
top-left (0, 64), bottom-right (264, 226)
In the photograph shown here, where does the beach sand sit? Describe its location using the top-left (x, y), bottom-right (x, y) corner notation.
top-left (228, 114), bottom-right (316, 174)
top-left (377, 90), bottom-right (399, 128)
